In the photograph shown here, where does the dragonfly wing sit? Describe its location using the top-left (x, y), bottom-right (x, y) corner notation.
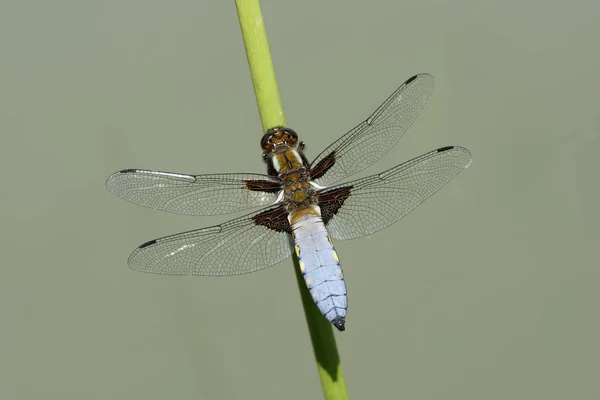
top-left (128, 205), bottom-right (293, 276)
top-left (106, 170), bottom-right (282, 216)
top-left (309, 73), bottom-right (435, 186)
top-left (318, 146), bottom-right (472, 240)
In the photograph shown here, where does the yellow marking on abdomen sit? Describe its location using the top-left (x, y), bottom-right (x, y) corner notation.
top-left (305, 278), bottom-right (311, 286)
top-left (332, 250), bottom-right (339, 262)
top-left (294, 245), bottom-right (301, 257)
top-left (299, 260), bottom-right (306, 272)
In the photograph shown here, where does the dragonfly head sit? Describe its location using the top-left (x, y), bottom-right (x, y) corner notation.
top-left (261, 126), bottom-right (299, 154)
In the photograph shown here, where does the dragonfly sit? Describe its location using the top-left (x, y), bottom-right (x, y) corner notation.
top-left (106, 73), bottom-right (471, 331)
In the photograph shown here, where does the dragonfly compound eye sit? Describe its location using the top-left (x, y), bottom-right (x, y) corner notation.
top-left (260, 132), bottom-right (275, 153)
top-left (261, 126), bottom-right (298, 152)
top-left (281, 128), bottom-right (298, 147)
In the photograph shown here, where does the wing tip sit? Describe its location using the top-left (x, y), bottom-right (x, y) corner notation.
top-left (127, 241), bottom-right (156, 272)
top-left (105, 169), bottom-right (139, 190)
top-left (405, 72), bottom-right (434, 85)
top-left (437, 146), bottom-right (473, 168)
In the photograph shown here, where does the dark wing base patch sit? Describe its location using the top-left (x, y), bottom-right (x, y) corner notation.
top-left (318, 186), bottom-right (353, 225)
top-left (252, 205), bottom-right (291, 233)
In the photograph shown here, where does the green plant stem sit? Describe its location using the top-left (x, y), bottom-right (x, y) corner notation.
top-left (235, 0), bottom-right (284, 131)
top-left (234, 1), bottom-right (348, 398)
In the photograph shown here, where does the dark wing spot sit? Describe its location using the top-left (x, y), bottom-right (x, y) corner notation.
top-left (318, 186), bottom-right (352, 225)
top-left (244, 179), bottom-right (283, 193)
top-left (252, 205), bottom-right (291, 233)
top-left (309, 151), bottom-right (336, 181)
top-left (405, 74), bottom-right (418, 84)
top-left (139, 239), bottom-right (157, 249)
top-left (437, 145), bottom-right (455, 153)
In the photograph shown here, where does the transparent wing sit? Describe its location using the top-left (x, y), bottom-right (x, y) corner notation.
top-left (320, 146), bottom-right (471, 240)
top-left (309, 73), bottom-right (435, 186)
top-left (128, 206), bottom-right (293, 276)
top-left (106, 169), bottom-right (281, 216)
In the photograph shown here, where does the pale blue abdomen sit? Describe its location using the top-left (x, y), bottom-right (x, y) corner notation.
top-left (292, 214), bottom-right (347, 331)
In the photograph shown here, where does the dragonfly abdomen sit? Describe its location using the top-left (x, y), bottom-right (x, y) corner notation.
top-left (291, 209), bottom-right (347, 331)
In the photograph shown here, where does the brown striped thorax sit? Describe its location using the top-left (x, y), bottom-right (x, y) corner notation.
top-left (261, 127), bottom-right (319, 219)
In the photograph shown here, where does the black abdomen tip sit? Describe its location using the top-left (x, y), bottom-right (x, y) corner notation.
top-left (332, 316), bottom-right (346, 332)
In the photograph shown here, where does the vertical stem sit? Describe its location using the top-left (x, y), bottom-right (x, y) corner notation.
top-left (235, 0), bottom-right (284, 131)
top-left (234, 1), bottom-right (349, 398)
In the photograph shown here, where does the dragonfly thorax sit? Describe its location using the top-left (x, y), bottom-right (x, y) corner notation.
top-left (276, 155), bottom-right (318, 214)
top-left (262, 127), bottom-right (321, 218)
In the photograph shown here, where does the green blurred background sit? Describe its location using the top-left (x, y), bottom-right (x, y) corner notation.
top-left (1, 1), bottom-right (598, 399)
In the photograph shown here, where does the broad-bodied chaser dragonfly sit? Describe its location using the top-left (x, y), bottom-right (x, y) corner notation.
top-left (106, 74), bottom-right (471, 331)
